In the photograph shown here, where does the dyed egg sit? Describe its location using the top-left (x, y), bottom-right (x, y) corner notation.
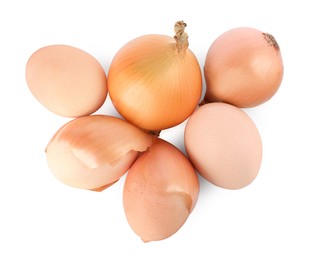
top-left (184, 102), bottom-right (262, 189)
top-left (26, 45), bottom-right (107, 117)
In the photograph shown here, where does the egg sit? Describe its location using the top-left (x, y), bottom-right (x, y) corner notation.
top-left (123, 138), bottom-right (199, 242)
top-left (25, 45), bottom-right (107, 117)
top-left (184, 102), bottom-right (262, 189)
top-left (45, 115), bottom-right (153, 191)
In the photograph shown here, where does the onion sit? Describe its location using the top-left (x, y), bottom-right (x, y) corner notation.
top-left (123, 138), bottom-right (199, 242)
top-left (203, 27), bottom-right (284, 107)
top-left (46, 115), bottom-right (154, 190)
top-left (107, 21), bottom-right (202, 131)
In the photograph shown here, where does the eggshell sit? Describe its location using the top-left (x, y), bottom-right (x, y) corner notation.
top-left (47, 141), bottom-right (138, 190)
top-left (25, 45), bottom-right (107, 117)
top-left (184, 102), bottom-right (262, 189)
top-left (123, 138), bottom-right (199, 242)
top-left (45, 115), bottom-right (154, 190)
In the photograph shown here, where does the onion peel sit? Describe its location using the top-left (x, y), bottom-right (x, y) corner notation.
top-left (107, 21), bottom-right (202, 131)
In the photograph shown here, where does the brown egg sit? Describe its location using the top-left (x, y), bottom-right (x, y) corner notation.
top-left (47, 141), bottom-right (137, 191)
top-left (123, 138), bottom-right (199, 242)
top-left (184, 102), bottom-right (262, 190)
top-left (25, 45), bottom-right (107, 117)
top-left (46, 115), bottom-right (154, 191)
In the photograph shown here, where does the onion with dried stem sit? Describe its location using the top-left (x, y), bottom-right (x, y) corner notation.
top-left (203, 27), bottom-right (284, 107)
top-left (108, 21), bottom-right (202, 131)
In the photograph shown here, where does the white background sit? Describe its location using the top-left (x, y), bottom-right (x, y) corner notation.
top-left (1, 0), bottom-right (321, 259)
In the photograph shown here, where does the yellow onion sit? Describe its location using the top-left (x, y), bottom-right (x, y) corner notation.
top-left (46, 115), bottom-right (154, 190)
top-left (107, 21), bottom-right (202, 131)
top-left (123, 138), bottom-right (199, 242)
top-left (203, 27), bottom-right (284, 107)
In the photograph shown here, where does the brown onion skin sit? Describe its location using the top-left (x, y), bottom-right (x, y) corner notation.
top-left (204, 27), bottom-right (284, 108)
top-left (107, 33), bottom-right (202, 131)
top-left (123, 138), bottom-right (199, 242)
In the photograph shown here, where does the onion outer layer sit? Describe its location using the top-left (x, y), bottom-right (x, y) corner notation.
top-left (204, 27), bottom-right (284, 108)
top-left (108, 21), bottom-right (202, 131)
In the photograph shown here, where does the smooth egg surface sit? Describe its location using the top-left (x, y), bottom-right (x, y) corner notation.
top-left (184, 102), bottom-right (262, 189)
top-left (123, 138), bottom-right (199, 242)
top-left (47, 140), bottom-right (138, 190)
top-left (26, 45), bottom-right (107, 117)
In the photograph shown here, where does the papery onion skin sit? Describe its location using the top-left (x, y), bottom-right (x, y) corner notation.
top-left (46, 115), bottom-right (154, 190)
top-left (108, 21), bottom-right (202, 131)
top-left (123, 138), bottom-right (199, 242)
top-left (204, 27), bottom-right (284, 108)
top-left (184, 102), bottom-right (262, 190)
top-left (25, 45), bottom-right (107, 117)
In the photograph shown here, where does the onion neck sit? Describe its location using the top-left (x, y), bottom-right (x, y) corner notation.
top-left (174, 21), bottom-right (189, 53)
top-left (263, 33), bottom-right (280, 51)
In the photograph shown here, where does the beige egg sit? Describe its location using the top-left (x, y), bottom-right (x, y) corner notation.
top-left (26, 45), bottom-right (107, 117)
top-left (184, 102), bottom-right (262, 190)
top-left (46, 140), bottom-right (138, 191)
top-left (123, 138), bottom-right (199, 242)
top-left (45, 115), bottom-right (154, 191)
